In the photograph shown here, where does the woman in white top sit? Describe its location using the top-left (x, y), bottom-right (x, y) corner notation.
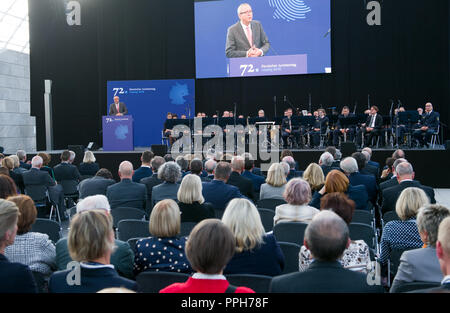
top-left (260, 163), bottom-right (287, 200)
top-left (274, 178), bottom-right (319, 225)
top-left (298, 192), bottom-right (370, 273)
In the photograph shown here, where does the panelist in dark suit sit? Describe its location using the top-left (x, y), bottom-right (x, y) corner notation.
top-left (227, 156), bottom-right (255, 202)
top-left (78, 168), bottom-right (115, 199)
top-left (0, 199), bottom-right (37, 293)
top-left (106, 161), bottom-right (146, 211)
top-left (357, 106), bottom-right (384, 147)
top-left (333, 106), bottom-right (356, 146)
top-left (225, 3), bottom-right (269, 58)
top-left (381, 162), bottom-right (435, 214)
top-left (108, 96), bottom-right (128, 116)
top-left (413, 102), bottom-right (440, 147)
top-left (202, 162), bottom-right (243, 210)
top-left (53, 150), bottom-right (81, 183)
top-left (270, 210), bottom-right (382, 293)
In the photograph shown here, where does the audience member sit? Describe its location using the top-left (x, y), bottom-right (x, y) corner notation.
top-left (310, 170), bottom-right (369, 211)
top-left (132, 150), bottom-right (153, 183)
top-left (241, 156), bottom-right (265, 193)
top-left (340, 157), bottom-right (377, 203)
top-left (37, 152), bottom-right (55, 180)
top-left (106, 161), bottom-right (147, 211)
top-left (380, 157), bottom-right (395, 183)
top-left (78, 168), bottom-right (115, 199)
top-left (189, 158), bottom-right (209, 182)
top-left (78, 151), bottom-right (100, 177)
top-left (0, 174), bottom-right (18, 199)
top-left (222, 199), bottom-right (284, 276)
top-left (282, 156), bottom-right (303, 181)
top-left (274, 178), bottom-right (319, 225)
top-left (1, 156), bottom-right (23, 193)
top-left (302, 163), bottom-right (325, 193)
top-left (379, 187), bottom-right (430, 265)
top-left (5, 195), bottom-right (56, 283)
top-left (53, 150), bottom-right (81, 183)
top-left (204, 159), bottom-right (217, 180)
top-left (202, 162), bottom-right (243, 210)
top-left (141, 156), bottom-right (165, 212)
top-left (177, 174), bottom-right (215, 223)
top-left (49, 210), bottom-right (137, 292)
top-left (379, 158), bottom-right (406, 191)
top-left (362, 147), bottom-right (380, 169)
top-left (16, 150), bottom-right (31, 170)
top-left (160, 219), bottom-right (254, 293)
top-left (299, 193), bottom-right (370, 273)
top-left (151, 161), bottom-right (181, 208)
top-left (9, 155), bottom-right (26, 175)
top-left (318, 152), bottom-right (336, 177)
top-left (352, 151), bottom-right (378, 179)
top-left (0, 199), bottom-right (37, 293)
top-left (227, 156), bottom-right (255, 201)
top-left (134, 199), bottom-right (192, 276)
top-left (55, 195), bottom-right (134, 279)
top-left (391, 204), bottom-right (450, 292)
top-left (381, 162), bottom-right (435, 214)
top-left (176, 155), bottom-right (189, 175)
top-left (260, 163), bottom-right (287, 201)
top-left (392, 149), bottom-right (406, 160)
top-left (270, 210), bottom-right (382, 293)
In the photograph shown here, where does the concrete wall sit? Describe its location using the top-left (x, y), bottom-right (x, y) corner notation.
top-left (0, 49), bottom-right (36, 154)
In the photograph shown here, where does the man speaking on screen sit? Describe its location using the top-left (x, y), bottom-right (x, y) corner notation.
top-left (109, 96), bottom-right (128, 116)
top-left (225, 3), bottom-right (270, 58)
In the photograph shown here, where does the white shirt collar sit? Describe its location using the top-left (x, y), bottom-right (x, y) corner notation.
top-left (400, 179), bottom-right (414, 183)
top-left (80, 262), bottom-right (115, 270)
top-left (141, 165), bottom-right (151, 169)
top-left (442, 275), bottom-right (450, 285)
top-left (192, 273), bottom-right (226, 280)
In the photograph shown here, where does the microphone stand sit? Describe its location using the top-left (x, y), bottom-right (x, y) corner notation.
top-left (233, 102), bottom-right (237, 153)
top-left (395, 100), bottom-right (401, 148)
top-left (308, 94), bottom-right (312, 115)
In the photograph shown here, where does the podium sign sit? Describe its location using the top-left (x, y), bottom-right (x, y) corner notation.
top-left (102, 116), bottom-right (134, 151)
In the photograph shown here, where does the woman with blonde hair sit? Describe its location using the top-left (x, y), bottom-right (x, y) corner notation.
top-left (177, 174), bottom-right (214, 223)
top-left (1, 156), bottom-right (24, 193)
top-left (379, 187), bottom-right (429, 265)
top-left (309, 170), bottom-right (369, 211)
top-left (222, 198), bottom-right (284, 276)
top-left (303, 163), bottom-right (325, 192)
top-left (78, 151), bottom-right (100, 176)
top-left (259, 162), bottom-right (288, 200)
top-left (48, 210), bottom-right (137, 292)
top-left (134, 199), bottom-right (192, 276)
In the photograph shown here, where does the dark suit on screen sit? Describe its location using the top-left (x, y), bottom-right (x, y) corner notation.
top-left (225, 20), bottom-right (270, 58)
top-left (108, 102), bottom-right (128, 116)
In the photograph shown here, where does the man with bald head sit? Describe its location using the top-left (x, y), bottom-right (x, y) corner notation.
top-left (270, 211), bottom-right (383, 293)
top-left (381, 162), bottom-right (435, 214)
top-left (106, 161), bottom-right (147, 212)
top-left (108, 96), bottom-right (128, 116)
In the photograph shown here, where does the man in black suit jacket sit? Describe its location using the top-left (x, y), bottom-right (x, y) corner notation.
top-left (189, 158), bottom-right (211, 182)
top-left (106, 161), bottom-right (146, 212)
top-left (16, 149), bottom-right (31, 170)
top-left (380, 158), bottom-right (407, 191)
top-left (227, 156), bottom-right (255, 201)
top-left (132, 150), bottom-right (153, 183)
top-left (53, 150), bottom-right (81, 183)
top-left (140, 156), bottom-right (165, 213)
top-left (358, 106), bottom-right (384, 147)
top-left (78, 168), bottom-right (116, 199)
top-left (270, 210), bottom-right (383, 293)
top-left (413, 102), bottom-right (440, 147)
top-left (108, 96), bottom-right (128, 116)
top-left (381, 162), bottom-right (435, 214)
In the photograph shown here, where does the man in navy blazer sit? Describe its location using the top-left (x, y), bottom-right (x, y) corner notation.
top-left (202, 162), bottom-right (243, 210)
top-left (413, 102), bottom-right (440, 147)
top-left (17, 149), bottom-right (31, 170)
top-left (341, 157), bottom-right (378, 203)
top-left (132, 150), bottom-right (153, 182)
top-left (78, 168), bottom-right (115, 199)
top-left (106, 161), bottom-right (147, 211)
top-left (242, 156), bottom-right (265, 193)
top-left (270, 211), bottom-right (383, 293)
top-left (53, 150), bottom-right (81, 183)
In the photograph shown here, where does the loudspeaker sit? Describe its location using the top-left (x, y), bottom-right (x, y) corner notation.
top-left (340, 142), bottom-right (357, 158)
top-left (151, 145), bottom-right (168, 157)
top-left (68, 145), bottom-right (85, 165)
top-left (87, 142), bottom-right (99, 151)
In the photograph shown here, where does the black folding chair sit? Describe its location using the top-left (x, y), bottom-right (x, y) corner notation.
top-left (31, 218), bottom-right (61, 243)
top-left (111, 207), bottom-right (146, 229)
top-left (257, 198), bottom-right (286, 211)
top-left (225, 274), bottom-right (273, 293)
top-left (258, 208), bottom-right (275, 232)
top-left (278, 241), bottom-right (301, 274)
top-left (352, 210), bottom-right (374, 227)
top-left (382, 211), bottom-right (400, 227)
top-left (273, 222), bottom-right (308, 246)
top-left (349, 223), bottom-right (378, 252)
top-left (180, 222), bottom-right (197, 237)
top-left (60, 179), bottom-right (79, 208)
top-left (127, 237), bottom-right (144, 254)
top-left (387, 247), bottom-right (416, 285)
top-left (391, 281), bottom-right (441, 293)
top-left (117, 219), bottom-right (150, 242)
top-left (136, 271), bottom-right (190, 293)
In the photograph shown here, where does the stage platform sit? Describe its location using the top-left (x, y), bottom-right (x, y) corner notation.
top-left (32, 145), bottom-right (450, 188)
